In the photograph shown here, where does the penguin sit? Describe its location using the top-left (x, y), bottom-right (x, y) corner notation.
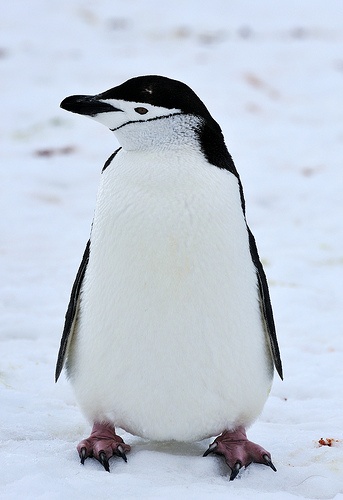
top-left (56, 75), bottom-right (283, 480)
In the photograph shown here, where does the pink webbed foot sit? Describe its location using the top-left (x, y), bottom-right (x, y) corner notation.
top-left (77, 422), bottom-right (131, 472)
top-left (203, 426), bottom-right (276, 480)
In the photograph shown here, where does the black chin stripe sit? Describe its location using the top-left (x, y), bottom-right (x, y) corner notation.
top-left (109, 112), bottom-right (185, 131)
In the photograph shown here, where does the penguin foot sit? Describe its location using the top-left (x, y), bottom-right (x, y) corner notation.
top-left (77, 422), bottom-right (131, 472)
top-left (203, 426), bottom-right (276, 480)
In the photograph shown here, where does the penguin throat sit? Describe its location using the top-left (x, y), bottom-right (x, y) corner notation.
top-left (111, 113), bottom-right (203, 152)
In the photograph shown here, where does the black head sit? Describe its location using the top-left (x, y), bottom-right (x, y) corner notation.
top-left (97, 75), bottom-right (214, 122)
top-left (60, 75), bottom-right (238, 175)
top-left (61, 75), bottom-right (219, 131)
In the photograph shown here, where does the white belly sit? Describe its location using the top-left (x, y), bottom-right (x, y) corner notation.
top-left (69, 148), bottom-right (273, 442)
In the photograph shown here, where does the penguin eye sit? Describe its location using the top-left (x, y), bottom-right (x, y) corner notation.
top-left (134, 107), bottom-right (148, 115)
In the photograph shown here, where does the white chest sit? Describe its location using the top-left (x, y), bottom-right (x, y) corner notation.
top-left (70, 147), bottom-right (272, 441)
top-left (91, 147), bottom-right (248, 289)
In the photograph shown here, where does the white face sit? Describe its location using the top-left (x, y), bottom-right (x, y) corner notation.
top-left (89, 98), bottom-right (181, 131)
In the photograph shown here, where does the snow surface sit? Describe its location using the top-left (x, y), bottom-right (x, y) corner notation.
top-left (1, 0), bottom-right (343, 498)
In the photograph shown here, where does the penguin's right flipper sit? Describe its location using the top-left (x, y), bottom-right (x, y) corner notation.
top-left (55, 240), bottom-right (90, 382)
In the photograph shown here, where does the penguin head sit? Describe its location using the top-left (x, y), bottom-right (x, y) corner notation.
top-left (61, 75), bottom-right (213, 128)
top-left (61, 76), bottom-right (226, 149)
top-left (60, 75), bottom-right (233, 169)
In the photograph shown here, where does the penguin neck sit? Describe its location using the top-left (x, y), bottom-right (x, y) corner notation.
top-left (112, 113), bottom-right (203, 153)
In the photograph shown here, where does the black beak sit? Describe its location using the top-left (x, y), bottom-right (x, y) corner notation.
top-left (60, 94), bottom-right (122, 116)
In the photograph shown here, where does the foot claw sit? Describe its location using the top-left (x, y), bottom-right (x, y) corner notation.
top-left (203, 428), bottom-right (277, 479)
top-left (79, 447), bottom-right (87, 465)
top-left (263, 454), bottom-right (277, 472)
top-left (203, 442), bottom-right (218, 457)
top-left (77, 423), bottom-right (130, 471)
top-left (98, 451), bottom-right (110, 472)
top-left (229, 462), bottom-right (242, 481)
top-left (117, 445), bottom-right (128, 463)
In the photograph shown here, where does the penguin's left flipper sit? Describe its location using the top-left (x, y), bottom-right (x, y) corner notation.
top-left (55, 240), bottom-right (90, 382)
top-left (77, 422), bottom-right (131, 472)
top-left (247, 228), bottom-right (283, 380)
top-left (203, 427), bottom-right (276, 481)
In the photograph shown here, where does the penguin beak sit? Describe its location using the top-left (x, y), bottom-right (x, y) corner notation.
top-left (60, 95), bottom-right (122, 117)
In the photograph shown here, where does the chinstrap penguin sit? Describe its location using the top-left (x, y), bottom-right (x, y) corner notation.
top-left (57, 75), bottom-right (283, 480)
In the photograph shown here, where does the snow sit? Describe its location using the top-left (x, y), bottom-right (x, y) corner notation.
top-left (1, 0), bottom-right (343, 498)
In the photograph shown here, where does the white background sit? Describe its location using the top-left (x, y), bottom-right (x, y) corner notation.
top-left (1, 1), bottom-right (342, 498)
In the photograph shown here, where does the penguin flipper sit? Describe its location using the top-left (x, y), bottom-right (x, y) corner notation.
top-left (55, 240), bottom-right (90, 382)
top-left (247, 228), bottom-right (283, 380)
